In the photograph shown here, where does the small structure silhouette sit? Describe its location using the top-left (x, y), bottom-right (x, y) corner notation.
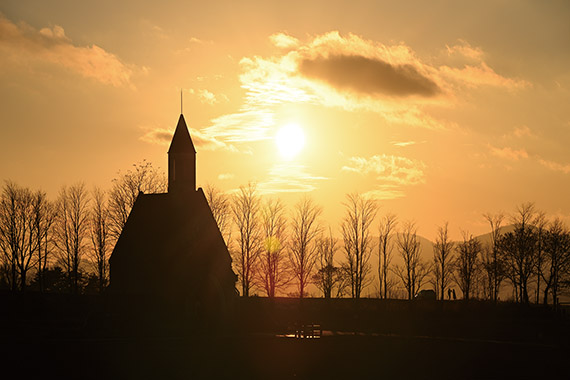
top-left (109, 114), bottom-right (237, 321)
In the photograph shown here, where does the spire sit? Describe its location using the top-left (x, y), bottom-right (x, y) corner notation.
top-left (168, 114), bottom-right (196, 194)
top-left (168, 114), bottom-right (196, 154)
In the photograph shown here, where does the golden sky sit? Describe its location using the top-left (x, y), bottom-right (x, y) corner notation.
top-left (1, 1), bottom-right (569, 240)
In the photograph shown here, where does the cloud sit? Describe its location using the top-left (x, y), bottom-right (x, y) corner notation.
top-left (446, 40), bottom-right (484, 61)
top-left (140, 127), bottom-right (236, 152)
top-left (187, 88), bottom-right (228, 105)
top-left (391, 140), bottom-right (424, 147)
top-left (269, 32), bottom-right (299, 49)
top-left (299, 54), bottom-right (440, 97)
top-left (508, 125), bottom-right (535, 139)
top-left (257, 163), bottom-right (327, 194)
top-left (488, 145), bottom-right (529, 161)
top-left (0, 14), bottom-right (138, 86)
top-left (363, 186), bottom-right (406, 200)
top-left (538, 158), bottom-right (570, 174)
top-left (203, 31), bottom-right (530, 146)
top-left (440, 62), bottom-right (530, 89)
top-left (218, 173), bottom-right (235, 180)
top-left (342, 154), bottom-right (426, 186)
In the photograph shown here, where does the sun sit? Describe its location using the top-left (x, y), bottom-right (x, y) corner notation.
top-left (275, 123), bottom-right (305, 160)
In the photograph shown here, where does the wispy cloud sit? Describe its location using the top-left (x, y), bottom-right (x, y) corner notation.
top-left (446, 40), bottom-right (484, 61)
top-left (269, 32), bottom-right (299, 49)
top-left (539, 158), bottom-right (570, 174)
top-left (187, 88), bottom-right (228, 105)
top-left (503, 125), bottom-right (536, 139)
top-left (0, 14), bottom-right (140, 87)
top-left (257, 163), bottom-right (327, 194)
top-left (140, 126), bottom-right (235, 152)
top-left (488, 145), bottom-right (529, 161)
top-left (391, 140), bottom-right (424, 147)
top-left (342, 154), bottom-right (426, 186)
top-left (363, 185), bottom-right (406, 200)
top-left (440, 62), bottom-right (530, 89)
top-left (218, 173), bottom-right (235, 180)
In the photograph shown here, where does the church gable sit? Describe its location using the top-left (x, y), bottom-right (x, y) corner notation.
top-left (109, 113), bottom-right (236, 302)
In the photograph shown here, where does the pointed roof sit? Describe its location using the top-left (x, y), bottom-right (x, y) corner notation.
top-left (168, 114), bottom-right (196, 154)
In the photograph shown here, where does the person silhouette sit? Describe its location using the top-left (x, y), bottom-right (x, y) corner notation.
top-left (452, 289), bottom-right (457, 300)
top-left (447, 288), bottom-right (452, 300)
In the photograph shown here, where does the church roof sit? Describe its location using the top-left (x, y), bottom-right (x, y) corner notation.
top-left (168, 114), bottom-right (196, 154)
top-left (109, 188), bottom-right (235, 296)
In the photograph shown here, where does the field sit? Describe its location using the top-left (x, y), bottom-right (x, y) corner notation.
top-left (1, 293), bottom-right (569, 379)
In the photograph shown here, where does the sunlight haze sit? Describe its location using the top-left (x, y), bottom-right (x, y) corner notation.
top-left (1, 0), bottom-right (569, 240)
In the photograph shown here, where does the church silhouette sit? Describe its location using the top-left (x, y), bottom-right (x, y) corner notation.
top-left (109, 114), bottom-right (237, 318)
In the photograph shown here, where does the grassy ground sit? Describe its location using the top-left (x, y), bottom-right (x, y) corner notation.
top-left (1, 293), bottom-right (569, 379)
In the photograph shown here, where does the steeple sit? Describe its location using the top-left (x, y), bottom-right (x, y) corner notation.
top-left (168, 114), bottom-right (196, 194)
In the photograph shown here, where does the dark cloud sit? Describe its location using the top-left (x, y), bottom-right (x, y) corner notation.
top-left (299, 54), bottom-right (440, 97)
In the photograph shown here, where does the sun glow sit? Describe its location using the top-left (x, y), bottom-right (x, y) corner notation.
top-left (275, 123), bottom-right (305, 160)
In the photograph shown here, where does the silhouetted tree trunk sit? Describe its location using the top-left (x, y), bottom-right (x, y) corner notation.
top-left (433, 222), bottom-right (454, 300)
top-left (54, 183), bottom-right (90, 294)
top-left (541, 219), bottom-right (570, 305)
top-left (231, 183), bottom-right (261, 297)
top-left (481, 212), bottom-right (505, 301)
top-left (31, 190), bottom-right (55, 293)
top-left (289, 196), bottom-right (322, 298)
top-left (533, 212), bottom-right (547, 304)
top-left (108, 160), bottom-right (166, 239)
top-left (394, 221), bottom-right (429, 300)
top-left (89, 188), bottom-right (109, 293)
top-left (498, 203), bottom-right (538, 304)
top-left (341, 193), bottom-right (377, 298)
top-left (0, 182), bottom-right (39, 291)
top-left (256, 197), bottom-right (290, 297)
top-left (313, 227), bottom-right (339, 298)
top-left (378, 213), bottom-right (397, 299)
top-left (454, 232), bottom-right (481, 300)
top-left (205, 184), bottom-right (232, 245)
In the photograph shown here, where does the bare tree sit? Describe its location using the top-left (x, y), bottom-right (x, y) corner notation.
top-left (498, 202), bottom-right (538, 304)
top-left (0, 182), bottom-right (38, 291)
top-left (231, 183), bottom-right (261, 297)
top-left (481, 212), bottom-right (505, 301)
top-left (53, 183), bottom-right (90, 293)
top-left (454, 232), bottom-right (481, 300)
top-left (108, 160), bottom-right (166, 239)
top-left (204, 184), bottom-right (232, 245)
top-left (541, 219), bottom-right (570, 305)
top-left (341, 193), bottom-right (377, 298)
top-left (378, 213), bottom-right (397, 299)
top-left (533, 211), bottom-right (548, 304)
top-left (89, 188), bottom-right (109, 293)
top-left (313, 227), bottom-right (341, 298)
top-left (394, 221), bottom-right (430, 299)
top-left (256, 197), bottom-right (290, 297)
top-left (432, 222), bottom-right (454, 300)
top-left (289, 196), bottom-right (322, 298)
top-left (32, 190), bottom-right (55, 293)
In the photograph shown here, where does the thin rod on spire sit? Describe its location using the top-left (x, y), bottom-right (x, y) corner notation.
top-left (181, 89), bottom-right (183, 114)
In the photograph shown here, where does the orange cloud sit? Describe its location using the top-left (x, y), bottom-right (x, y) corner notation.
top-left (257, 163), bottom-right (327, 194)
top-left (140, 127), bottom-right (235, 152)
top-left (342, 154), bottom-right (426, 186)
top-left (440, 62), bottom-right (530, 89)
top-left (539, 158), bottom-right (570, 174)
top-left (0, 14), bottom-right (138, 86)
top-left (299, 54), bottom-right (440, 97)
top-left (488, 145), bottom-right (529, 161)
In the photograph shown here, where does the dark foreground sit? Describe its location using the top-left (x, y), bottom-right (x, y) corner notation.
top-left (1, 294), bottom-right (569, 379)
top-left (4, 333), bottom-right (569, 379)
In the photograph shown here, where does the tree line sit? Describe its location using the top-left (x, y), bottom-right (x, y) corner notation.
top-left (1, 161), bottom-right (569, 305)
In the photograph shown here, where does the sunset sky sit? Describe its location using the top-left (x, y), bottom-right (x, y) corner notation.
top-left (1, 1), bottom-right (569, 240)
